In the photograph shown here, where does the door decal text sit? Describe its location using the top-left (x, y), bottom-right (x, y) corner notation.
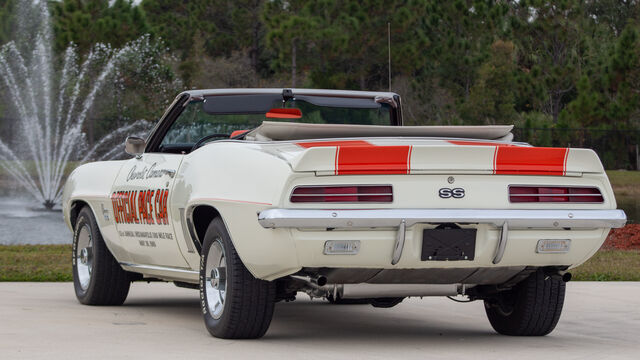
top-left (110, 188), bottom-right (169, 225)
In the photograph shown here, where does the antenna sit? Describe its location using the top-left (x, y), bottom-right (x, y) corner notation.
top-left (388, 22), bottom-right (392, 92)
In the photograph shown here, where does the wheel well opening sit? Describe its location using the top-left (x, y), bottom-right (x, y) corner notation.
top-left (70, 200), bottom-right (90, 229)
top-left (191, 205), bottom-right (221, 252)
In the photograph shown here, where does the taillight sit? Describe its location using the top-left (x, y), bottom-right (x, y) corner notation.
top-left (290, 185), bottom-right (393, 203)
top-left (509, 186), bottom-right (603, 203)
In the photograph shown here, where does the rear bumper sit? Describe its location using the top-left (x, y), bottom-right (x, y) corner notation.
top-left (258, 208), bottom-right (627, 230)
top-left (258, 208), bottom-right (626, 270)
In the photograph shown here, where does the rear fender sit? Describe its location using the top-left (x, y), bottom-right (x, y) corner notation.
top-left (171, 143), bottom-right (301, 278)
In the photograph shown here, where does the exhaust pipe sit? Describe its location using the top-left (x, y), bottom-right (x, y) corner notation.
top-left (312, 275), bottom-right (328, 287)
top-left (340, 284), bottom-right (459, 299)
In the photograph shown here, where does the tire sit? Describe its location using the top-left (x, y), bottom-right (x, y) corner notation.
top-left (484, 269), bottom-right (565, 336)
top-left (72, 206), bottom-right (131, 305)
top-left (200, 217), bottom-right (275, 339)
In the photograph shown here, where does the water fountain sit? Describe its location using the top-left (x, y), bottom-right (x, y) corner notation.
top-left (0, 1), bottom-right (171, 210)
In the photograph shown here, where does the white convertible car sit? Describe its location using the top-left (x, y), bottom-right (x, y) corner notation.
top-left (63, 88), bottom-right (626, 339)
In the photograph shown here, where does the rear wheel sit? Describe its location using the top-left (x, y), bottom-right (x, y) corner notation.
top-left (72, 206), bottom-right (131, 305)
top-left (200, 217), bottom-right (275, 339)
top-left (484, 269), bottom-right (565, 336)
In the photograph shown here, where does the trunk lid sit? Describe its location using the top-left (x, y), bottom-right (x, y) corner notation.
top-left (259, 138), bottom-right (605, 177)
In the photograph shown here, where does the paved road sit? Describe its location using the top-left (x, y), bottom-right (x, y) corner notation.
top-left (1, 282), bottom-right (638, 359)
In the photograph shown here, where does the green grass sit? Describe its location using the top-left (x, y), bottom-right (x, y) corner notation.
top-left (606, 170), bottom-right (640, 198)
top-left (1, 244), bottom-right (638, 282)
top-left (607, 170), bottom-right (640, 187)
top-left (571, 250), bottom-right (640, 281)
top-left (0, 245), bottom-right (72, 281)
top-left (606, 170), bottom-right (638, 223)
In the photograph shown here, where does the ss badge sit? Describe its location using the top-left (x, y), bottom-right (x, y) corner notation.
top-left (439, 188), bottom-right (465, 199)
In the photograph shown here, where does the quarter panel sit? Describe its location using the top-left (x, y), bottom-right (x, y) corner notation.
top-left (171, 142), bottom-right (301, 277)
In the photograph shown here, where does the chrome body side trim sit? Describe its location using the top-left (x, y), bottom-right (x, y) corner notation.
top-left (258, 208), bottom-right (627, 229)
top-left (119, 262), bottom-right (198, 275)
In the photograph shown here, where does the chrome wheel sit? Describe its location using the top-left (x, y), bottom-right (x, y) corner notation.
top-left (205, 239), bottom-right (226, 319)
top-left (75, 224), bottom-right (93, 291)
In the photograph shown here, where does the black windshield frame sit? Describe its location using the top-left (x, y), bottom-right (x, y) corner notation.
top-left (145, 90), bottom-right (401, 153)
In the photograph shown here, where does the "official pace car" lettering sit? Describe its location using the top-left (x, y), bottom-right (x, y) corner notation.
top-left (110, 188), bottom-right (169, 225)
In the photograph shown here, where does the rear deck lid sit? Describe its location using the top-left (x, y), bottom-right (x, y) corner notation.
top-left (262, 138), bottom-right (604, 176)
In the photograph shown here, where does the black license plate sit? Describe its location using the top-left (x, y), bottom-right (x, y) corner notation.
top-left (421, 228), bottom-right (476, 261)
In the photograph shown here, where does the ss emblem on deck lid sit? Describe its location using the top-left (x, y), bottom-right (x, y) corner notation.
top-left (439, 188), bottom-right (465, 199)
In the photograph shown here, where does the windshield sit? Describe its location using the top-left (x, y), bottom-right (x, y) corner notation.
top-left (160, 94), bottom-right (392, 151)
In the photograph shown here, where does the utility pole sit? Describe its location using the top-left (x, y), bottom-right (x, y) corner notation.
top-left (291, 38), bottom-right (297, 88)
top-left (388, 22), bottom-right (391, 92)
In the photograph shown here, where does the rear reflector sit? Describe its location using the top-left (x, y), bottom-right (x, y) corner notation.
top-left (509, 186), bottom-right (603, 203)
top-left (290, 185), bottom-right (393, 203)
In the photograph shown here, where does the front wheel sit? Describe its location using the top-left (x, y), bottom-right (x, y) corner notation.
top-left (484, 269), bottom-right (565, 336)
top-left (72, 206), bottom-right (131, 305)
top-left (200, 217), bottom-right (275, 339)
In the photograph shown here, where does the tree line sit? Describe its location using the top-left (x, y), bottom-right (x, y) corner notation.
top-left (1, 0), bottom-right (639, 168)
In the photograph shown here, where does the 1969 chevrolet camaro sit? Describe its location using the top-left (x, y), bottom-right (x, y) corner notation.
top-left (62, 88), bottom-right (627, 339)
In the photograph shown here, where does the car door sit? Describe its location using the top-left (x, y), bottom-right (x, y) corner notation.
top-left (110, 152), bottom-right (188, 268)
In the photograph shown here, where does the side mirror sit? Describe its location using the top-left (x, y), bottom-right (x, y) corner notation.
top-left (125, 136), bottom-right (146, 157)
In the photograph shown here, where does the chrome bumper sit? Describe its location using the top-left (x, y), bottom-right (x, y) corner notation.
top-left (258, 208), bottom-right (627, 230)
top-left (258, 208), bottom-right (626, 266)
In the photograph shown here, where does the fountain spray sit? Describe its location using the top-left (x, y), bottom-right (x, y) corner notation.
top-left (0, 1), bottom-right (171, 209)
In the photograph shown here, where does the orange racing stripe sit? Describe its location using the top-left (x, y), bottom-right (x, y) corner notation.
top-left (447, 140), bottom-right (569, 175)
top-left (494, 147), bottom-right (569, 176)
top-left (296, 141), bottom-right (412, 175)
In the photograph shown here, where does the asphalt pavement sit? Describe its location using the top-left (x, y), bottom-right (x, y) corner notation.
top-left (1, 282), bottom-right (638, 359)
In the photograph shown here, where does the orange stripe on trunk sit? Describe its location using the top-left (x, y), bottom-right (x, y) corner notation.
top-left (336, 145), bottom-right (411, 175)
top-left (495, 147), bottom-right (569, 176)
top-left (447, 140), bottom-right (569, 176)
top-left (296, 141), bottom-right (411, 175)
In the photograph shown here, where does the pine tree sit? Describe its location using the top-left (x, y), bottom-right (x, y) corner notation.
top-left (462, 40), bottom-right (517, 125)
top-left (52, 0), bottom-right (152, 55)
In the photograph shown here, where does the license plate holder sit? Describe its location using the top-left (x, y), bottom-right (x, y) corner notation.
top-left (421, 228), bottom-right (476, 261)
